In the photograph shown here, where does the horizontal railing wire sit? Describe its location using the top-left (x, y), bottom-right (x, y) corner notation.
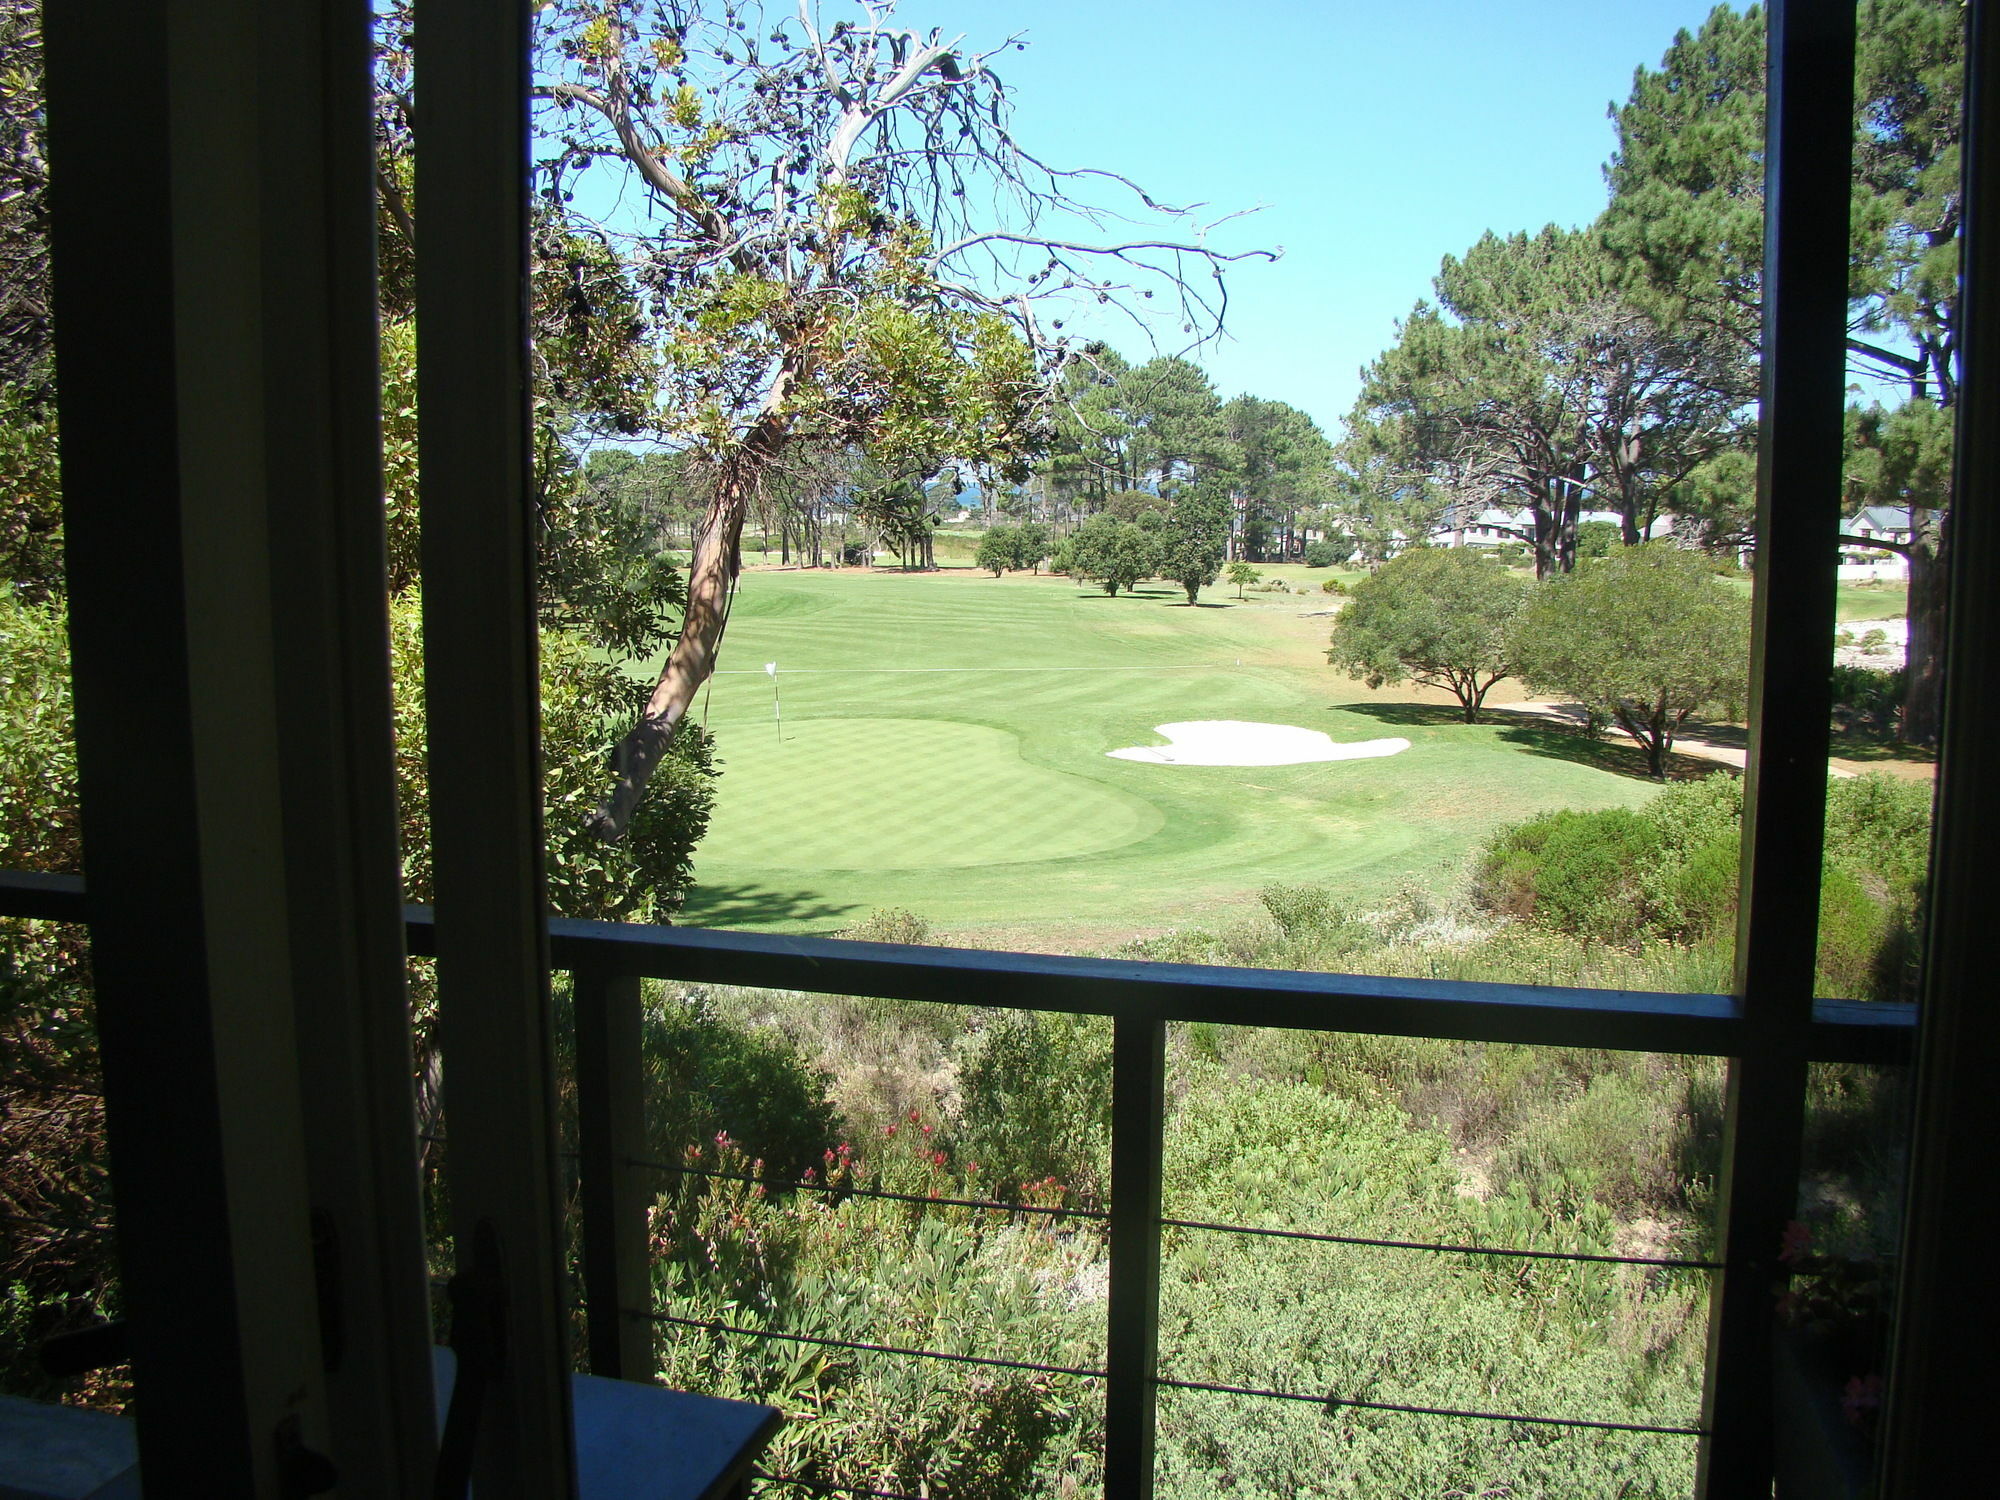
top-left (1160, 1216), bottom-right (1720, 1271)
top-left (751, 1472), bottom-right (929, 1500)
top-left (629, 1154), bottom-right (1110, 1222)
top-left (641, 1309), bottom-right (1106, 1381)
top-left (1152, 1376), bottom-right (1706, 1437)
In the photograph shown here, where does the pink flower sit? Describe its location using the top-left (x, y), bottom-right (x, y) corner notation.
top-left (932, 1151), bottom-right (947, 1167)
top-left (883, 1124), bottom-right (897, 1138)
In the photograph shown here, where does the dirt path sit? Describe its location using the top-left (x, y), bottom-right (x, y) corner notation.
top-left (1491, 701), bottom-right (1860, 780)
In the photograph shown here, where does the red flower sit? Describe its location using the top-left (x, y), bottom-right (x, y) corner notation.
top-left (932, 1151), bottom-right (947, 1167)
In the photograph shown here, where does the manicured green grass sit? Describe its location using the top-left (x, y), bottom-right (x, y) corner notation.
top-left (663, 568), bottom-right (1672, 947)
top-left (1718, 573), bottom-right (1908, 623)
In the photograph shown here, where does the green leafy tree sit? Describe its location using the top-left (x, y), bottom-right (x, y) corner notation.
top-left (975, 523), bottom-right (1021, 576)
top-left (1511, 546), bottom-right (1751, 777)
top-left (1012, 521), bottom-right (1051, 573)
top-left (1575, 520), bottom-right (1622, 559)
top-left (1326, 548), bottom-right (1530, 723)
top-left (1067, 514), bottom-right (1158, 596)
top-left (1103, 488), bottom-right (1167, 522)
top-left (1155, 490), bottom-right (1230, 604)
top-left (1226, 561), bottom-right (1261, 599)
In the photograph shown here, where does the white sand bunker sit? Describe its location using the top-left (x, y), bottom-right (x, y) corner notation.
top-left (1107, 720), bottom-right (1411, 767)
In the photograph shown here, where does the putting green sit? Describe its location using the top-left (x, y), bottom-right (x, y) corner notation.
top-left (659, 567), bottom-right (1674, 944)
top-left (699, 717), bottom-right (1160, 868)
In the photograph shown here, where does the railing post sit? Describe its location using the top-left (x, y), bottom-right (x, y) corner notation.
top-left (1105, 1014), bottom-right (1165, 1500)
top-left (1698, 2), bottom-right (1855, 1495)
top-left (575, 969), bottom-right (656, 1381)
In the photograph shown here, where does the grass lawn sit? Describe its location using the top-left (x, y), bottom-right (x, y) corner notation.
top-left (1717, 573), bottom-right (1908, 623)
top-left (662, 566), bottom-right (1675, 948)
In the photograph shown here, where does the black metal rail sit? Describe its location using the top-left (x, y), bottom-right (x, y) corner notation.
top-left (0, 874), bottom-right (1918, 1064)
top-left (2, 864), bottom-right (1916, 1496)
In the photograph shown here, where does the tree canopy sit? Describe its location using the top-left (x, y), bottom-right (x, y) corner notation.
top-left (1601, 0), bottom-right (1964, 740)
top-left (1063, 514), bottom-right (1158, 596)
top-left (1511, 546), bottom-right (1751, 777)
top-left (1326, 548), bottom-right (1529, 723)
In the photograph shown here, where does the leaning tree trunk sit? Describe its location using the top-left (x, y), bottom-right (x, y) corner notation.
top-left (592, 408), bottom-right (790, 840)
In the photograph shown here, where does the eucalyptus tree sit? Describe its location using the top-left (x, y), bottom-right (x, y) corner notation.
top-left (514, 2), bottom-right (1271, 834)
top-left (1603, 0), bottom-right (1965, 739)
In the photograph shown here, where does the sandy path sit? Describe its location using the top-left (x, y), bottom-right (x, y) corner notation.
top-left (1491, 702), bottom-right (1859, 780)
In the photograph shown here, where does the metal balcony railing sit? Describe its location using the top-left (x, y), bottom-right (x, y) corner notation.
top-left (0, 867), bottom-right (1914, 1494)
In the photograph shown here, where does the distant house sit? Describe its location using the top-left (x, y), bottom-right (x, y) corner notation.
top-left (1845, 505), bottom-right (1915, 547)
top-left (1840, 505), bottom-right (1914, 579)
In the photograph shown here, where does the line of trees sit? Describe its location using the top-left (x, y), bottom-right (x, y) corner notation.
top-left (1026, 349), bottom-right (1339, 563)
top-left (1334, 0), bottom-right (1963, 743)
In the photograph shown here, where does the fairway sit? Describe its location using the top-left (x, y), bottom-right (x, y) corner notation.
top-left (669, 567), bottom-right (1670, 946)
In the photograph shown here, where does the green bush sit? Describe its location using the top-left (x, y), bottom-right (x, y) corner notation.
top-left (1319, 575), bottom-right (1347, 595)
top-left (1474, 773), bottom-right (1930, 1000)
top-left (1473, 808), bottom-right (1660, 943)
top-left (640, 986), bottom-right (841, 1183)
top-left (953, 1010), bottom-right (1112, 1205)
top-left (1831, 663), bottom-right (1904, 735)
top-left (844, 907), bottom-right (935, 945)
top-left (1302, 539), bottom-right (1338, 567)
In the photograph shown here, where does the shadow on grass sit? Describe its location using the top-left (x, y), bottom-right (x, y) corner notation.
top-left (1338, 701), bottom-right (1716, 782)
top-left (1491, 724), bottom-right (1717, 782)
top-left (1336, 701), bottom-right (1478, 728)
top-left (675, 880), bottom-right (860, 931)
top-left (1828, 736), bottom-right (1939, 767)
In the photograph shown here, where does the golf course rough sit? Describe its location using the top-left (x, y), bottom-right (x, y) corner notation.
top-left (666, 566), bottom-right (1663, 945)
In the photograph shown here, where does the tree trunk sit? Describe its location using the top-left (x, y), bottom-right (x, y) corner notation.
top-left (1901, 512), bottom-right (1945, 745)
top-left (592, 424), bottom-right (783, 839)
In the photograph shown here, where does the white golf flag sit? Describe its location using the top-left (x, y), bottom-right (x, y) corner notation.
top-left (765, 662), bottom-right (777, 676)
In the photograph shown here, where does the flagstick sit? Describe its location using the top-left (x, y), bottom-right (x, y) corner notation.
top-left (766, 661), bottom-right (781, 743)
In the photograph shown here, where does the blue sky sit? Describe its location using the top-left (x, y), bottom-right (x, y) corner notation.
top-left (882, 0), bottom-right (1727, 432)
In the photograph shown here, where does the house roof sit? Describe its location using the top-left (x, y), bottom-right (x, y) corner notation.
top-left (1848, 505), bottom-right (1914, 532)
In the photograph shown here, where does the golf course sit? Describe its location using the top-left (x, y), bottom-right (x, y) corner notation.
top-left (668, 560), bottom-right (1795, 949)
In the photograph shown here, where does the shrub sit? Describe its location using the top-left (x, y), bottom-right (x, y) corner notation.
top-left (1302, 539), bottom-right (1338, 567)
top-left (1830, 663), bottom-right (1904, 736)
top-left (1320, 576), bottom-right (1347, 595)
top-left (1816, 867), bottom-right (1892, 1001)
top-left (1473, 808), bottom-right (1660, 943)
top-left (844, 907), bottom-right (934, 945)
top-left (953, 1010), bottom-right (1112, 1205)
top-left (640, 986), bottom-right (841, 1182)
